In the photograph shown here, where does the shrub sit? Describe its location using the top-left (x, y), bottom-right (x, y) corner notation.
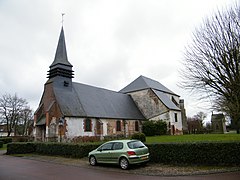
top-left (103, 134), bottom-right (126, 141)
top-left (146, 142), bottom-right (240, 165)
top-left (0, 141), bottom-right (3, 148)
top-left (6, 141), bottom-right (240, 166)
top-left (7, 142), bottom-right (36, 154)
top-left (131, 132), bottom-right (146, 142)
top-left (0, 137), bottom-right (13, 144)
top-left (13, 136), bottom-right (29, 142)
top-left (35, 142), bottom-right (101, 158)
top-left (71, 136), bottom-right (101, 143)
top-left (155, 121), bottom-right (167, 135)
top-left (7, 142), bottom-right (101, 158)
top-left (142, 120), bottom-right (167, 136)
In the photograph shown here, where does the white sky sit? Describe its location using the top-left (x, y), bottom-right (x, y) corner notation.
top-left (0, 0), bottom-right (235, 120)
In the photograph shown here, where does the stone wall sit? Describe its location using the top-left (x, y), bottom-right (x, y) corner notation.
top-left (128, 89), bottom-right (168, 119)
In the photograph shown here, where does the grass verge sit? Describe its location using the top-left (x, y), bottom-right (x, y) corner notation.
top-left (0, 144), bottom-right (7, 150)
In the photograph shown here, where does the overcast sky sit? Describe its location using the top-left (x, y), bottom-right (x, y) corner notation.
top-left (0, 0), bottom-right (235, 120)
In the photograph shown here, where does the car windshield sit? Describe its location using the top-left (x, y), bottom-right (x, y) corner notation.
top-left (127, 141), bottom-right (145, 149)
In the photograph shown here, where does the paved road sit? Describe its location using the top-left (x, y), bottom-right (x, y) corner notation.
top-left (1, 151), bottom-right (240, 180)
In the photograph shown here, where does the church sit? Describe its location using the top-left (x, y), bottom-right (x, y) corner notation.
top-left (33, 26), bottom-right (186, 142)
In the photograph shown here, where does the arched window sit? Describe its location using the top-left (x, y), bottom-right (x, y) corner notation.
top-left (85, 118), bottom-right (92, 132)
top-left (116, 120), bottom-right (121, 131)
top-left (135, 121), bottom-right (139, 131)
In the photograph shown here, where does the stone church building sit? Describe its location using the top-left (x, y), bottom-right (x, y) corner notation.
top-left (33, 27), bottom-right (186, 142)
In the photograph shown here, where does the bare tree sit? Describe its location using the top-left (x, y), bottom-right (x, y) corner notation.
top-left (180, 3), bottom-right (240, 133)
top-left (0, 93), bottom-right (31, 136)
top-left (187, 116), bottom-right (202, 134)
top-left (19, 107), bottom-right (33, 135)
top-left (193, 111), bottom-right (207, 126)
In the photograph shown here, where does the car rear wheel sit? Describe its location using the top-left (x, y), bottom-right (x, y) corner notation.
top-left (89, 156), bottom-right (97, 166)
top-left (119, 157), bottom-right (129, 170)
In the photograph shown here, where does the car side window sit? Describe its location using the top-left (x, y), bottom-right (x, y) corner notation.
top-left (100, 143), bottom-right (113, 151)
top-left (112, 142), bottom-right (123, 150)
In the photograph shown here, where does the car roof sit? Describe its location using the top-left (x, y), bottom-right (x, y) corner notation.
top-left (107, 139), bottom-right (139, 143)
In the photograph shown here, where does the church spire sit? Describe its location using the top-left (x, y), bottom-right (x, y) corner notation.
top-left (48, 26), bottom-right (74, 79)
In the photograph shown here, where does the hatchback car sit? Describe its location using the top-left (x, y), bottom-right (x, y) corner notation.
top-left (88, 139), bottom-right (149, 170)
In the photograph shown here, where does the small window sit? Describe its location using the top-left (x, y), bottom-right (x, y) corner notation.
top-left (116, 120), bottom-right (121, 131)
top-left (174, 113), bottom-right (178, 122)
top-left (85, 118), bottom-right (92, 132)
top-left (135, 121), bottom-right (139, 131)
top-left (112, 142), bottom-right (123, 150)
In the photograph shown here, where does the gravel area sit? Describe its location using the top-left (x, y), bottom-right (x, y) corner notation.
top-left (13, 154), bottom-right (240, 176)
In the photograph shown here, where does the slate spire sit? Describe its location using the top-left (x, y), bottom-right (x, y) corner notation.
top-left (48, 26), bottom-right (74, 79)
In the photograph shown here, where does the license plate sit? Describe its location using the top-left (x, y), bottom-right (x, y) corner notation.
top-left (141, 156), bottom-right (148, 160)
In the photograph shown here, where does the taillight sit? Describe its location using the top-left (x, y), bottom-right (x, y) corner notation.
top-left (127, 151), bottom-right (136, 156)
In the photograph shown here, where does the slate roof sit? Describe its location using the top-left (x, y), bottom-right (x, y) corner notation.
top-left (120, 75), bottom-right (180, 111)
top-left (53, 82), bottom-right (145, 120)
top-left (120, 75), bottom-right (178, 96)
top-left (152, 89), bottom-right (180, 111)
top-left (50, 27), bottom-right (72, 70)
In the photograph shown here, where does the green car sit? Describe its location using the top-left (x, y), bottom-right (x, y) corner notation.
top-left (88, 139), bottom-right (149, 170)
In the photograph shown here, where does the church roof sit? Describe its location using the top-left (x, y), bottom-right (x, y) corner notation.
top-left (48, 27), bottom-right (73, 79)
top-left (50, 27), bottom-right (72, 68)
top-left (152, 89), bottom-right (180, 111)
top-left (119, 75), bottom-right (178, 96)
top-left (53, 82), bottom-right (145, 120)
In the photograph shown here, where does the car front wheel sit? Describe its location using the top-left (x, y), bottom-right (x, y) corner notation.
top-left (89, 156), bottom-right (97, 166)
top-left (119, 157), bottom-right (129, 170)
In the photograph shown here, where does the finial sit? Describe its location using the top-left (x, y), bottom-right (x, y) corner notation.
top-left (61, 13), bottom-right (65, 26)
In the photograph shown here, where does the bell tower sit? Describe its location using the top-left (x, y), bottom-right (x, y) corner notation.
top-left (47, 26), bottom-right (74, 87)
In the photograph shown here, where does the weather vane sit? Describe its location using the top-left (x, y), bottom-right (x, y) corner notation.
top-left (61, 13), bottom-right (65, 26)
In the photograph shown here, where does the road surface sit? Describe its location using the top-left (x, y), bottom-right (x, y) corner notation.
top-left (0, 151), bottom-right (240, 180)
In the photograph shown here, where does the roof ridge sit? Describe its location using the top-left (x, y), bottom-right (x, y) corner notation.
top-left (73, 82), bottom-right (121, 94)
top-left (120, 75), bottom-right (178, 96)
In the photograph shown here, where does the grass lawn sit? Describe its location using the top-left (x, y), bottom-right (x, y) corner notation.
top-left (0, 144), bottom-right (7, 150)
top-left (146, 133), bottom-right (240, 143)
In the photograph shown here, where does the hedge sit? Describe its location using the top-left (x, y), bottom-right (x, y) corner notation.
top-left (7, 142), bottom-right (101, 159)
top-left (0, 137), bottom-right (13, 144)
top-left (146, 142), bottom-right (240, 165)
top-left (7, 142), bottom-right (36, 154)
top-left (0, 141), bottom-right (3, 148)
top-left (6, 142), bottom-right (240, 165)
top-left (35, 143), bottom-right (101, 158)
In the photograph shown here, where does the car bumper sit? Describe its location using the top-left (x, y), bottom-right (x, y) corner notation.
top-left (128, 154), bottom-right (149, 164)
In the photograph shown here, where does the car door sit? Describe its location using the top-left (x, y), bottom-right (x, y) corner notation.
top-left (95, 142), bottom-right (113, 163)
top-left (111, 142), bottom-right (124, 163)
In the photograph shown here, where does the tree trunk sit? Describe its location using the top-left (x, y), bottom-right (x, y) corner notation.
top-left (7, 130), bottom-right (11, 137)
top-left (233, 118), bottom-right (240, 134)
